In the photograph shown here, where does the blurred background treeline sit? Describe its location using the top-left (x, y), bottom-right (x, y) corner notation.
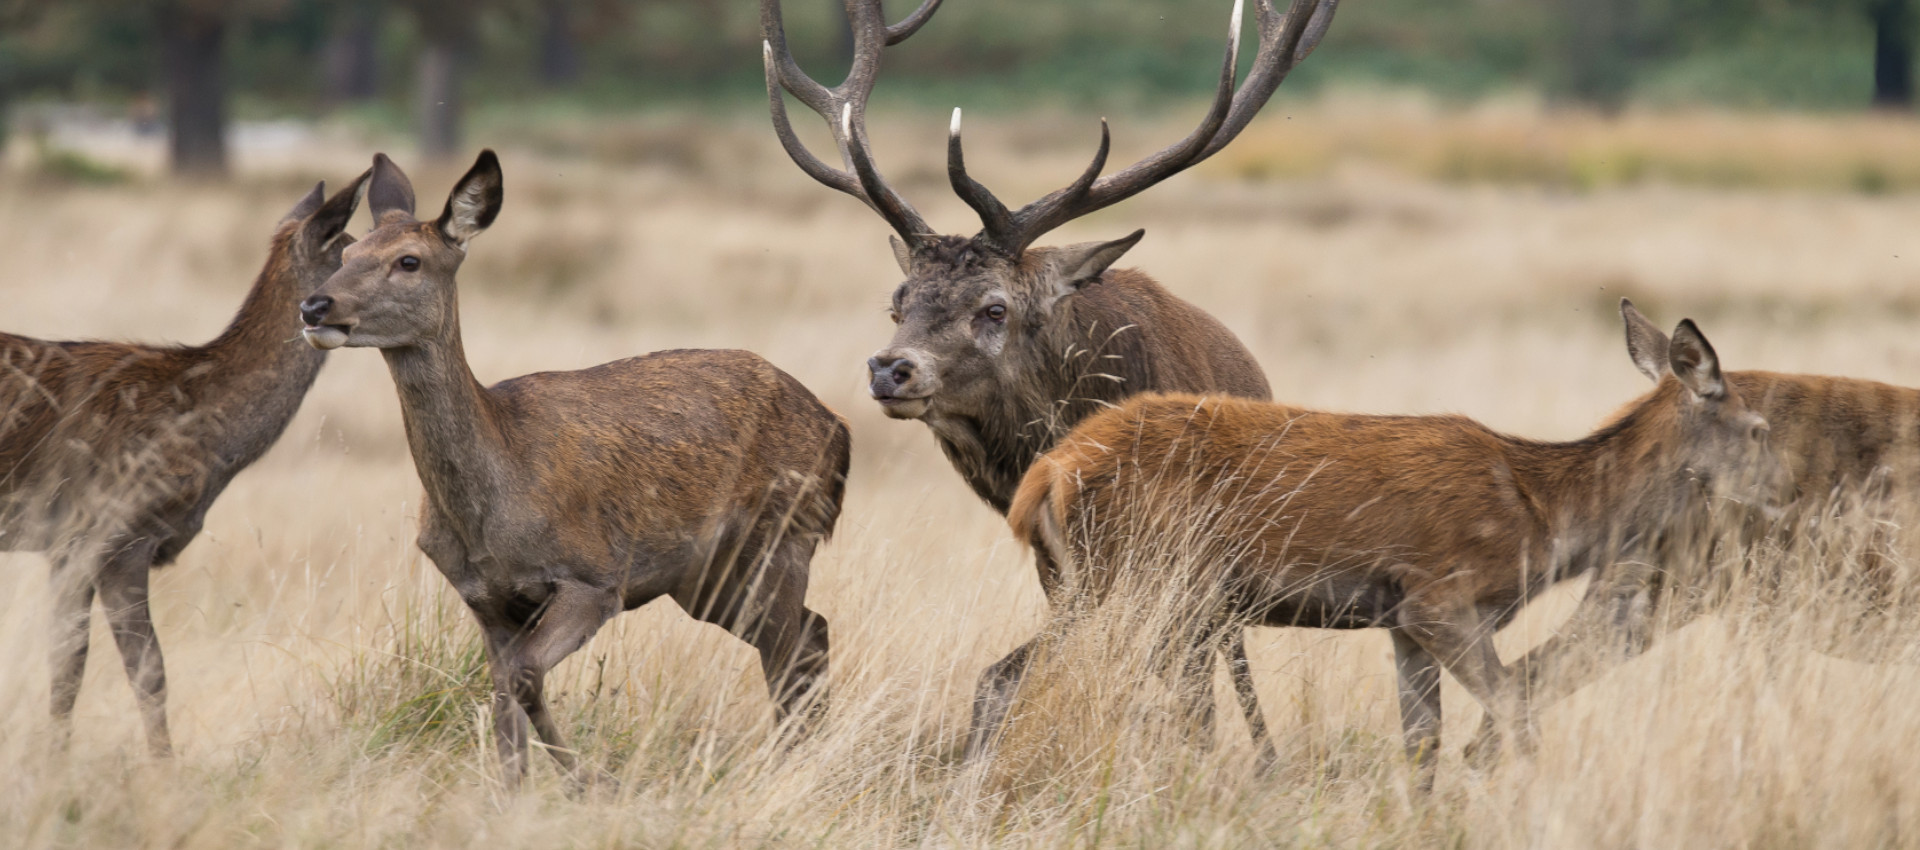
top-left (0, 0), bottom-right (1915, 176)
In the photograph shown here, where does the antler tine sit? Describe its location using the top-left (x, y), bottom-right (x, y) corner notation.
top-left (1195, 0), bottom-right (1340, 160)
top-left (761, 0), bottom-right (939, 245)
top-left (886, 0), bottom-right (944, 45)
top-left (947, 109), bottom-right (1017, 245)
top-left (966, 0), bottom-right (1340, 256)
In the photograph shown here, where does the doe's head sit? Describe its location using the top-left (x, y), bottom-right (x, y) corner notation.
top-left (1620, 298), bottom-right (1793, 513)
top-left (276, 169), bottom-right (369, 295)
top-left (300, 150), bottom-right (502, 351)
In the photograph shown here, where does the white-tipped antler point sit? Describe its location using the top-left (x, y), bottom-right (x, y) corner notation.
top-left (1229, 0), bottom-right (1245, 38)
top-left (951, 107), bottom-right (962, 137)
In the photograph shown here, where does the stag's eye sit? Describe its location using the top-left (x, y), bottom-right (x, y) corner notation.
top-left (982, 304), bottom-right (1007, 323)
top-left (397, 255), bottom-right (421, 272)
top-left (888, 310), bottom-right (901, 325)
top-left (1749, 423), bottom-right (1769, 442)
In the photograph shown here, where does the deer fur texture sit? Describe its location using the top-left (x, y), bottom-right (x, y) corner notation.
top-left (299, 151), bottom-right (849, 790)
top-left (0, 175), bottom-right (366, 756)
top-left (981, 307), bottom-right (1790, 782)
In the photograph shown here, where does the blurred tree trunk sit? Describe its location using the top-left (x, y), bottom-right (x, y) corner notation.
top-left (538, 0), bottom-right (579, 87)
top-left (411, 2), bottom-right (471, 160)
top-left (160, 1), bottom-right (228, 177)
top-left (323, 5), bottom-right (380, 105)
top-left (1872, 0), bottom-right (1915, 108)
top-left (1557, 0), bottom-right (1636, 113)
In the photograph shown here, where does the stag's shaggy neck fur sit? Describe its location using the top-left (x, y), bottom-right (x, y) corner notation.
top-left (917, 241), bottom-right (1270, 513)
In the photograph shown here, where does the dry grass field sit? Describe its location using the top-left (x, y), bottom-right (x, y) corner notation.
top-left (5, 99), bottom-right (1920, 847)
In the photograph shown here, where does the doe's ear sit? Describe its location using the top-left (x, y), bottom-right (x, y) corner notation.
top-left (1053, 229), bottom-right (1145, 296)
top-left (435, 149), bottom-right (504, 248)
top-left (1668, 318), bottom-right (1727, 400)
top-left (1620, 298), bottom-right (1672, 383)
top-left (889, 235), bottom-right (913, 275)
top-left (282, 181), bottom-right (326, 225)
top-left (367, 153), bottom-right (416, 224)
top-left (300, 168), bottom-right (370, 251)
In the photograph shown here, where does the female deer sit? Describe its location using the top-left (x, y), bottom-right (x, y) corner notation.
top-left (0, 176), bottom-right (366, 755)
top-left (977, 307), bottom-right (1790, 781)
top-left (299, 152), bottom-right (848, 789)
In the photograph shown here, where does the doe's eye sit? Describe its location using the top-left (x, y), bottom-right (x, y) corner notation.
top-left (398, 255), bottom-right (421, 272)
top-left (888, 310), bottom-right (901, 325)
top-left (983, 304), bottom-right (1007, 323)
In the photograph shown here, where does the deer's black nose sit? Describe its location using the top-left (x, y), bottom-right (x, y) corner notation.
top-left (867, 355), bottom-right (915, 391)
top-left (300, 295), bottom-right (334, 326)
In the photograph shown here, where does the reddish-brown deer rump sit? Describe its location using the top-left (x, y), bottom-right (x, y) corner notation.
top-left (980, 305), bottom-right (1789, 780)
top-left (300, 151), bottom-right (848, 791)
top-left (0, 176), bottom-right (367, 756)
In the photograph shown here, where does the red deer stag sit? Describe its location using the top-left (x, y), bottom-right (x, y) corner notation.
top-left (298, 151), bottom-right (849, 790)
top-left (1461, 300), bottom-right (1920, 758)
top-left (0, 175), bottom-right (367, 756)
top-left (981, 306), bottom-right (1790, 782)
top-left (763, 0), bottom-right (1338, 760)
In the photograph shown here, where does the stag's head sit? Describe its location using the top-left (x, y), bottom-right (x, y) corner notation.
top-left (1619, 300), bottom-right (1793, 514)
top-left (300, 151), bottom-right (502, 351)
top-left (762, 0), bottom-right (1338, 420)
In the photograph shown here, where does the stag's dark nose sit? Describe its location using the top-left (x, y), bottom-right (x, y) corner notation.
top-left (300, 295), bottom-right (334, 326)
top-left (867, 355), bottom-right (916, 397)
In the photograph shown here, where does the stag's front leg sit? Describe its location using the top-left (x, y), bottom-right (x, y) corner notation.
top-left (47, 551), bottom-right (96, 751)
top-left (966, 635), bottom-right (1044, 761)
top-left (95, 539), bottom-right (169, 757)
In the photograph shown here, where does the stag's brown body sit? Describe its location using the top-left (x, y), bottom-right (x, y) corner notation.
top-left (300, 152), bottom-right (848, 790)
top-left (0, 179), bottom-right (365, 755)
top-left (981, 311), bottom-right (1786, 776)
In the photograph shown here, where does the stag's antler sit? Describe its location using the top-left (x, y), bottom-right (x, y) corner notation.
top-left (951, 0), bottom-right (1340, 257)
top-left (762, 0), bottom-right (945, 247)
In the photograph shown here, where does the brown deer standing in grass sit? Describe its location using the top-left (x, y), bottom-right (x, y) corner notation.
top-left (0, 175), bottom-right (368, 756)
top-left (980, 306), bottom-right (1791, 782)
top-left (763, 0), bottom-right (1338, 761)
top-left (1460, 300), bottom-right (1920, 758)
top-left (298, 151), bottom-right (849, 790)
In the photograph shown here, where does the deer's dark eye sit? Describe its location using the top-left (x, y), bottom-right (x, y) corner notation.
top-left (982, 304), bottom-right (1007, 323)
top-left (398, 255), bottom-right (421, 272)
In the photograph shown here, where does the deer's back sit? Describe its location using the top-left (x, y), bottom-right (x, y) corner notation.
top-left (1730, 370), bottom-right (1920, 504)
top-left (1024, 393), bottom-right (1548, 614)
top-left (487, 348), bottom-right (848, 554)
top-left (1066, 269), bottom-right (1271, 402)
top-left (0, 333), bottom-right (217, 547)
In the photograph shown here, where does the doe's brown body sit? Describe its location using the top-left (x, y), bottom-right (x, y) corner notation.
top-left (0, 177), bottom-right (366, 755)
top-left (980, 307), bottom-right (1786, 778)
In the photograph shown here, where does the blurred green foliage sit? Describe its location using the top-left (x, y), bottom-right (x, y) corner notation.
top-left (0, 0), bottom-right (1908, 116)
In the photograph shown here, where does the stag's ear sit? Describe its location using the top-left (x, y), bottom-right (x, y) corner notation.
top-left (1053, 230), bottom-right (1145, 295)
top-left (889, 235), bottom-right (913, 275)
top-left (367, 153), bottom-right (416, 225)
top-left (282, 182), bottom-right (326, 225)
top-left (299, 168), bottom-right (369, 251)
top-left (435, 149), bottom-right (503, 248)
top-left (1620, 298), bottom-right (1672, 383)
top-left (1669, 319), bottom-right (1727, 401)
